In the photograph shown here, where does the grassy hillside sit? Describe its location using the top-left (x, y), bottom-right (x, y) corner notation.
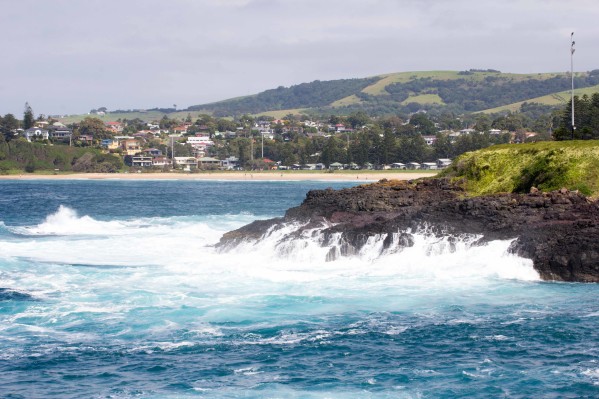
top-left (480, 83), bottom-right (599, 114)
top-left (0, 140), bottom-right (123, 173)
top-left (59, 110), bottom-right (215, 124)
top-left (185, 69), bottom-right (599, 117)
top-left (187, 77), bottom-right (380, 117)
top-left (441, 141), bottom-right (599, 197)
top-left (59, 69), bottom-right (599, 122)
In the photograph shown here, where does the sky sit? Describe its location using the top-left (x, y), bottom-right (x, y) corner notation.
top-left (1, 0), bottom-right (598, 116)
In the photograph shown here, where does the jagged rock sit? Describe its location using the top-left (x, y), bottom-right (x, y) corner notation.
top-left (217, 178), bottom-right (599, 283)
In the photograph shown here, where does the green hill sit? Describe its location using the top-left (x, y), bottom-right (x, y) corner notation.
top-left (58, 69), bottom-right (599, 123)
top-left (441, 141), bottom-right (599, 197)
top-left (185, 69), bottom-right (599, 117)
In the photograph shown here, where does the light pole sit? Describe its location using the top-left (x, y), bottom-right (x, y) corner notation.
top-left (571, 32), bottom-right (576, 139)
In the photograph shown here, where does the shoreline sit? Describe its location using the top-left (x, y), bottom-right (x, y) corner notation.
top-left (0, 171), bottom-right (437, 182)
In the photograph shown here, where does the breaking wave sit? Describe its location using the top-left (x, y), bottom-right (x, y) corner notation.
top-left (0, 205), bottom-right (539, 282)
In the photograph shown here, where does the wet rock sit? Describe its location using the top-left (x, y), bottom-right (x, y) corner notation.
top-left (218, 178), bottom-right (599, 283)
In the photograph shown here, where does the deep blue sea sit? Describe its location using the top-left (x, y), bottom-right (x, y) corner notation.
top-left (1, 180), bottom-right (598, 399)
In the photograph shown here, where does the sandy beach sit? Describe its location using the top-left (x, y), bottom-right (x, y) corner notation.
top-left (0, 171), bottom-right (437, 182)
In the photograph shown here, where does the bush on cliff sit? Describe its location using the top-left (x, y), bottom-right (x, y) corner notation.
top-left (0, 140), bottom-right (123, 172)
top-left (440, 141), bottom-right (599, 196)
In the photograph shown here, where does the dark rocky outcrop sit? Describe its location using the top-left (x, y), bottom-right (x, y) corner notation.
top-left (218, 178), bottom-right (599, 283)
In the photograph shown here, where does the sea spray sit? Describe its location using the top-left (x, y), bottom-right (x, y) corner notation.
top-left (0, 181), bottom-right (597, 399)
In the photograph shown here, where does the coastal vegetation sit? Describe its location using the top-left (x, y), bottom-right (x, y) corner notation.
top-left (0, 140), bottom-right (123, 174)
top-left (441, 140), bottom-right (599, 197)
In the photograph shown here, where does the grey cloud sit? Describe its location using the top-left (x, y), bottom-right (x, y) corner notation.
top-left (1, 0), bottom-right (598, 115)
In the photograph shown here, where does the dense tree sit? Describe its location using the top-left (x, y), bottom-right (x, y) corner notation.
top-left (320, 136), bottom-right (346, 166)
top-left (0, 114), bottom-right (19, 142)
top-left (433, 133), bottom-right (453, 159)
top-left (474, 114), bottom-right (492, 132)
top-left (491, 113), bottom-right (524, 132)
top-left (23, 102), bottom-right (34, 130)
top-left (76, 117), bottom-right (112, 140)
top-left (377, 115), bottom-right (404, 132)
top-left (159, 115), bottom-right (178, 130)
top-left (122, 118), bottom-right (146, 134)
top-left (396, 135), bottom-right (430, 163)
top-left (347, 111), bottom-right (371, 129)
top-left (553, 94), bottom-right (599, 140)
top-left (216, 119), bottom-right (238, 133)
top-left (408, 113), bottom-right (436, 135)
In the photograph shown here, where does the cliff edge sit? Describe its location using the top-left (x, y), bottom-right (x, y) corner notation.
top-left (219, 142), bottom-right (599, 283)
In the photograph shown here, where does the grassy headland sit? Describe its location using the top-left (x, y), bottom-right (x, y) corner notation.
top-left (441, 141), bottom-right (599, 197)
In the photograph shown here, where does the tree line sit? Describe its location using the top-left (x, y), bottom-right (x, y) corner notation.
top-left (553, 93), bottom-right (599, 140)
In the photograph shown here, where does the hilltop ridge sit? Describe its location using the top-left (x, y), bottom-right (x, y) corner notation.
top-left (188, 69), bottom-right (599, 117)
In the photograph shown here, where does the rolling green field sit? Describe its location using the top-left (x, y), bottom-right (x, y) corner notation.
top-left (331, 95), bottom-right (363, 107)
top-left (400, 93), bottom-right (445, 105)
top-left (256, 108), bottom-right (308, 118)
top-left (481, 83), bottom-right (599, 114)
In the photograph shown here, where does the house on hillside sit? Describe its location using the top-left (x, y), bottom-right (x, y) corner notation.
top-left (101, 139), bottom-right (119, 150)
top-left (197, 157), bottom-right (220, 168)
top-left (143, 148), bottom-right (162, 157)
top-left (34, 121), bottom-right (49, 128)
top-left (49, 127), bottom-right (72, 140)
top-left (130, 156), bottom-right (153, 168)
top-left (78, 135), bottom-right (94, 145)
top-left (173, 126), bottom-right (188, 135)
top-left (221, 156), bottom-right (239, 170)
top-left (152, 156), bottom-right (170, 167)
top-left (105, 122), bottom-right (123, 133)
top-left (23, 128), bottom-right (49, 142)
top-left (422, 135), bottom-right (437, 146)
top-left (174, 157), bottom-right (198, 171)
top-left (121, 139), bottom-right (141, 155)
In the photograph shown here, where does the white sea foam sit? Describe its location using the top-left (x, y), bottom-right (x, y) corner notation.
top-left (0, 206), bottom-right (541, 333)
top-left (1, 206), bottom-right (539, 283)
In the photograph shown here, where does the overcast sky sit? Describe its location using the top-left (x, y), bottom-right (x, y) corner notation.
top-left (1, 0), bottom-right (598, 116)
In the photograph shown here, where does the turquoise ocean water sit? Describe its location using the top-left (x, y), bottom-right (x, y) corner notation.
top-left (0, 180), bottom-right (598, 399)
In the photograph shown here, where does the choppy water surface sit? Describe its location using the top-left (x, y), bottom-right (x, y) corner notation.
top-left (0, 180), bottom-right (598, 399)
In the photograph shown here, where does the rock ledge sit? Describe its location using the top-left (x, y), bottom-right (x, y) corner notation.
top-left (218, 179), bottom-right (599, 282)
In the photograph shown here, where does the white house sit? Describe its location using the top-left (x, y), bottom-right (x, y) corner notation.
top-left (436, 158), bottom-right (452, 168)
top-left (422, 135), bottom-right (437, 146)
top-left (187, 136), bottom-right (214, 147)
top-left (391, 162), bottom-right (406, 169)
top-left (131, 156), bottom-right (153, 168)
top-left (23, 128), bottom-right (49, 142)
top-left (420, 162), bottom-right (438, 170)
top-left (221, 156), bottom-right (239, 170)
